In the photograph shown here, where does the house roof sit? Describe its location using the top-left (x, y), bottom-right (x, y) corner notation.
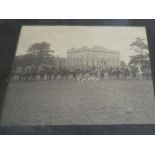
top-left (68, 46), bottom-right (119, 54)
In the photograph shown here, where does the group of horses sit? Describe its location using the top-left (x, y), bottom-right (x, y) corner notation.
top-left (100, 66), bottom-right (151, 80)
top-left (11, 64), bottom-right (152, 82)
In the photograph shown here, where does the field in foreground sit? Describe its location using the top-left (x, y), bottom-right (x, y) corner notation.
top-left (1, 80), bottom-right (155, 125)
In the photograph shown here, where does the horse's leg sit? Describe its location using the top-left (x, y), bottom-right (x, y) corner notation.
top-left (34, 74), bottom-right (36, 81)
top-left (49, 74), bottom-right (51, 80)
top-left (42, 73), bottom-right (44, 80)
top-left (33, 75), bottom-right (35, 81)
top-left (54, 74), bottom-right (56, 80)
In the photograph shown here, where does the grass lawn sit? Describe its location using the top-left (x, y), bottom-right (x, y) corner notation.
top-left (1, 80), bottom-right (155, 125)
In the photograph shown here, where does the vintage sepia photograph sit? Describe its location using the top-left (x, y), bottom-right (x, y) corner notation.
top-left (0, 26), bottom-right (154, 125)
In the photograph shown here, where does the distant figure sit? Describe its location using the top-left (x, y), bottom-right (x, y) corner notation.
top-left (137, 66), bottom-right (143, 80)
top-left (100, 69), bottom-right (105, 79)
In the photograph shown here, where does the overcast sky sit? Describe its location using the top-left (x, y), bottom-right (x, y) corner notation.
top-left (16, 26), bottom-right (148, 63)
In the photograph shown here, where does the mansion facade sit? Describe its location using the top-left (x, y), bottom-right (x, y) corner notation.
top-left (66, 46), bottom-right (120, 70)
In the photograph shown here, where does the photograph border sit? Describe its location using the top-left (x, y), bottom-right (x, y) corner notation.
top-left (0, 19), bottom-right (155, 135)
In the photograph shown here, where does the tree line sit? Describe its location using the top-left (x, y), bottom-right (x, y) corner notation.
top-left (13, 38), bottom-right (151, 72)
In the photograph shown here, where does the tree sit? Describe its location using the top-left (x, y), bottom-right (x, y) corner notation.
top-left (27, 42), bottom-right (54, 58)
top-left (130, 37), bottom-right (148, 71)
top-left (24, 42), bottom-right (55, 66)
top-left (129, 53), bottom-right (150, 69)
top-left (120, 61), bottom-right (126, 67)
